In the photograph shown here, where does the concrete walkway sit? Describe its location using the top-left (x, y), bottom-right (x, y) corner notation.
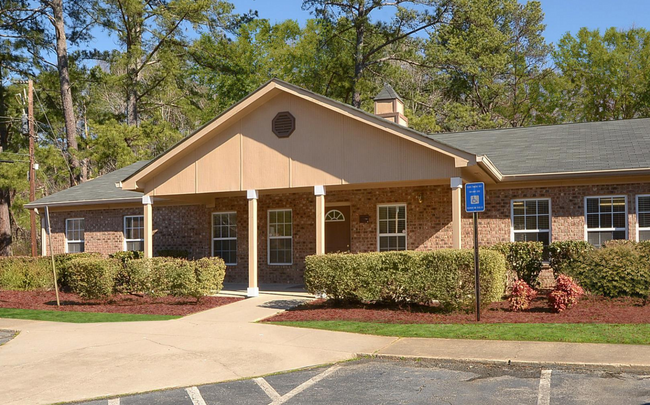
top-left (2, 291), bottom-right (650, 405)
top-left (0, 294), bottom-right (393, 405)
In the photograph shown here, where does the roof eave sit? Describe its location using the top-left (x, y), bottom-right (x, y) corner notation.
top-left (24, 197), bottom-right (143, 210)
top-left (500, 167), bottom-right (650, 182)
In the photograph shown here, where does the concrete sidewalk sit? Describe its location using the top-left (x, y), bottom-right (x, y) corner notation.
top-left (370, 337), bottom-right (650, 371)
top-left (0, 294), bottom-right (393, 405)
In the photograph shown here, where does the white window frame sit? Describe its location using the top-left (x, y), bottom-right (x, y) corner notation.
top-left (377, 203), bottom-right (407, 252)
top-left (636, 194), bottom-right (650, 241)
top-left (212, 211), bottom-right (237, 265)
top-left (510, 198), bottom-right (552, 244)
top-left (268, 209), bottom-right (293, 266)
top-left (123, 215), bottom-right (144, 252)
top-left (584, 195), bottom-right (628, 244)
top-left (65, 218), bottom-right (85, 253)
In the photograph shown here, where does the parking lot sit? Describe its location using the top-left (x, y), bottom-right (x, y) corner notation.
top-left (70, 358), bottom-right (650, 405)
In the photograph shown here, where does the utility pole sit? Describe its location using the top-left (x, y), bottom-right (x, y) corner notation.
top-left (28, 80), bottom-right (36, 257)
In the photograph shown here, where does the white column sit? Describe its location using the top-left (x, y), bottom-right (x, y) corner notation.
top-left (451, 177), bottom-right (463, 249)
top-left (143, 195), bottom-right (153, 258)
top-left (40, 216), bottom-right (47, 257)
top-left (314, 185), bottom-right (326, 255)
top-left (247, 190), bottom-right (259, 297)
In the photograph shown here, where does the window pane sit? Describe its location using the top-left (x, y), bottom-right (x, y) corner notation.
top-left (525, 216), bottom-right (537, 230)
top-left (538, 200), bottom-right (550, 215)
top-left (538, 232), bottom-right (550, 246)
top-left (68, 241), bottom-right (84, 253)
top-left (612, 230), bottom-right (626, 240)
top-left (514, 233), bottom-right (525, 242)
top-left (600, 213), bottom-right (612, 229)
top-left (513, 201), bottom-right (525, 216)
top-left (397, 219), bottom-right (406, 233)
top-left (537, 215), bottom-right (550, 230)
top-left (379, 220), bottom-right (388, 234)
top-left (600, 198), bottom-right (613, 213)
top-left (639, 230), bottom-right (650, 241)
top-left (612, 197), bottom-right (626, 212)
top-left (379, 206), bottom-right (387, 221)
top-left (513, 215), bottom-right (525, 231)
top-left (525, 200), bottom-right (537, 215)
top-left (613, 212), bottom-right (626, 229)
top-left (587, 198), bottom-right (599, 214)
top-left (387, 219), bottom-right (396, 234)
top-left (587, 214), bottom-right (600, 229)
top-left (639, 196), bottom-right (650, 212)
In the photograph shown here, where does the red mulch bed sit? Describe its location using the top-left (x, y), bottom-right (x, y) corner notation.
top-left (264, 295), bottom-right (650, 324)
top-left (0, 290), bottom-right (242, 316)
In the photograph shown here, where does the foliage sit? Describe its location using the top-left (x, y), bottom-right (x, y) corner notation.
top-left (490, 242), bottom-right (544, 287)
top-left (508, 280), bottom-right (537, 312)
top-left (0, 257), bottom-right (52, 290)
top-left (547, 275), bottom-right (584, 313)
top-left (110, 250), bottom-right (145, 263)
top-left (64, 257), bottom-right (120, 299)
top-left (304, 250), bottom-right (507, 311)
top-left (548, 241), bottom-right (594, 277)
top-left (565, 242), bottom-right (650, 299)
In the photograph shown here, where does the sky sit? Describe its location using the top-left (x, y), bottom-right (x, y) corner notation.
top-left (93, 0), bottom-right (650, 52)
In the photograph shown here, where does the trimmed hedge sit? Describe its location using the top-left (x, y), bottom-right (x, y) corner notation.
top-left (304, 250), bottom-right (507, 311)
top-left (0, 253), bottom-right (226, 301)
top-left (490, 242), bottom-right (544, 287)
top-left (0, 257), bottom-right (52, 290)
top-left (564, 242), bottom-right (650, 298)
top-left (548, 240), bottom-right (594, 277)
top-left (65, 257), bottom-right (120, 299)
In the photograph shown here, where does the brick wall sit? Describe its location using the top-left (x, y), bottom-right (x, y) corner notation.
top-left (45, 181), bottom-right (650, 284)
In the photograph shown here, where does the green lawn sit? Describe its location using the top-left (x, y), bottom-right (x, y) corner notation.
top-left (269, 321), bottom-right (650, 345)
top-left (0, 308), bottom-right (181, 323)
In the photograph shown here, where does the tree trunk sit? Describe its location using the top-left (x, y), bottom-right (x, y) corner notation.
top-left (51, 0), bottom-right (85, 185)
top-left (0, 72), bottom-right (11, 256)
top-left (351, 4), bottom-right (366, 109)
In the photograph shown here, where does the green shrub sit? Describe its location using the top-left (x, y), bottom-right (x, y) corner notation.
top-left (566, 243), bottom-right (650, 298)
top-left (54, 253), bottom-right (103, 290)
top-left (304, 249), bottom-right (507, 311)
top-left (0, 257), bottom-right (53, 290)
top-left (548, 241), bottom-right (594, 277)
top-left (156, 249), bottom-right (189, 259)
top-left (490, 242), bottom-right (544, 287)
top-left (110, 250), bottom-right (144, 263)
top-left (65, 257), bottom-right (120, 299)
top-left (193, 257), bottom-right (226, 299)
top-left (114, 258), bottom-right (151, 295)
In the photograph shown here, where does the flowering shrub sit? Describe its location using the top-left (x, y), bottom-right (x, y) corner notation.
top-left (509, 279), bottom-right (537, 312)
top-left (548, 275), bottom-right (584, 313)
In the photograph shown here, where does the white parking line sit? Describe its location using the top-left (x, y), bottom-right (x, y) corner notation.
top-left (537, 369), bottom-right (552, 405)
top-left (107, 399), bottom-right (120, 405)
top-left (270, 365), bottom-right (341, 405)
top-left (186, 386), bottom-right (207, 405)
top-left (254, 377), bottom-right (282, 401)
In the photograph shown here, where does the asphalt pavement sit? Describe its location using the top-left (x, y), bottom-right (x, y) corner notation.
top-left (67, 357), bottom-right (650, 405)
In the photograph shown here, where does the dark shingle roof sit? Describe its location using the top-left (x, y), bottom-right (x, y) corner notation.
top-left (430, 118), bottom-right (650, 176)
top-left (25, 161), bottom-right (148, 208)
top-left (374, 84), bottom-right (403, 102)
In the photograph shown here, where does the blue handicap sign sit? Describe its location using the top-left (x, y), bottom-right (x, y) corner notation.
top-left (465, 182), bottom-right (485, 213)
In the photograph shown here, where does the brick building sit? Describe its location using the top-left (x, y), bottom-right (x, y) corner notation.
top-left (26, 80), bottom-right (650, 294)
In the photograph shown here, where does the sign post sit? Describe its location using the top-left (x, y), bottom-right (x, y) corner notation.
top-left (465, 182), bottom-right (485, 321)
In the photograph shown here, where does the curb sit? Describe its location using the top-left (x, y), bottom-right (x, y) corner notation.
top-left (358, 353), bottom-right (650, 373)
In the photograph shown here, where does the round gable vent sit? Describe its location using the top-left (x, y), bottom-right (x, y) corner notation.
top-left (272, 111), bottom-right (295, 138)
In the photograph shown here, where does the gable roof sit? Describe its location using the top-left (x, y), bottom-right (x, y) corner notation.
top-left (430, 118), bottom-right (650, 177)
top-left (121, 78), bottom-right (478, 190)
top-left (25, 161), bottom-right (147, 209)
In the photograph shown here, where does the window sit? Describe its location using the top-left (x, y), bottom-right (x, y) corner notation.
top-left (212, 212), bottom-right (237, 265)
top-left (268, 209), bottom-right (292, 265)
top-left (124, 215), bottom-right (144, 252)
top-left (585, 196), bottom-right (627, 247)
top-left (65, 218), bottom-right (85, 253)
top-left (325, 209), bottom-right (345, 222)
top-left (378, 204), bottom-right (407, 251)
top-left (511, 199), bottom-right (551, 245)
top-left (637, 195), bottom-right (650, 241)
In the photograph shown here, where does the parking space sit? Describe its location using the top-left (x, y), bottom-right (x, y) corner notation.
top-left (68, 358), bottom-right (650, 405)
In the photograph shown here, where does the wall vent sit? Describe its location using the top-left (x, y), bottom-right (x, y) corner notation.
top-left (272, 111), bottom-right (295, 138)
